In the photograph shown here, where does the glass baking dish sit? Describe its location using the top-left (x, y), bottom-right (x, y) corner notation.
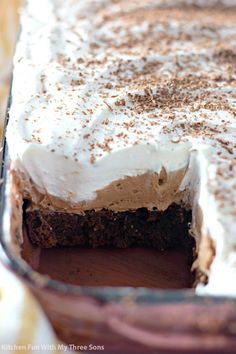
top-left (1, 96), bottom-right (236, 354)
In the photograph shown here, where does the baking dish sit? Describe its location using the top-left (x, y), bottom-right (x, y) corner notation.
top-left (1, 96), bottom-right (236, 354)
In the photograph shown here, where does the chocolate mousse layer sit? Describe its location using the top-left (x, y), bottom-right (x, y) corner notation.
top-left (25, 203), bottom-right (193, 250)
top-left (14, 169), bottom-right (186, 214)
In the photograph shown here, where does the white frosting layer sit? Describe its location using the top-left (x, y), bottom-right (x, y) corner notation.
top-left (7, 0), bottom-right (236, 295)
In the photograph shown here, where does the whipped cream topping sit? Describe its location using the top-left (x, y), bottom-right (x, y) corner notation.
top-left (7, 0), bottom-right (236, 295)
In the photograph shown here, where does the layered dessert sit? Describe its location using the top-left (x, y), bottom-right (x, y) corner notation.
top-left (6, 0), bottom-right (236, 295)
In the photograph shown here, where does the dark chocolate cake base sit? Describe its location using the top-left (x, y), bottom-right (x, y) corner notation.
top-left (25, 203), bottom-right (193, 251)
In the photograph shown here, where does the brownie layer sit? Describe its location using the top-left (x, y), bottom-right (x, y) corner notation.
top-left (25, 203), bottom-right (193, 252)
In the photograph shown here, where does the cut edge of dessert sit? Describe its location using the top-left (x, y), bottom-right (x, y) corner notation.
top-left (9, 160), bottom-right (205, 291)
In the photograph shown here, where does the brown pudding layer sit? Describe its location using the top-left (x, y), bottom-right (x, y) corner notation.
top-left (14, 169), bottom-right (186, 213)
top-left (25, 203), bottom-right (193, 251)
